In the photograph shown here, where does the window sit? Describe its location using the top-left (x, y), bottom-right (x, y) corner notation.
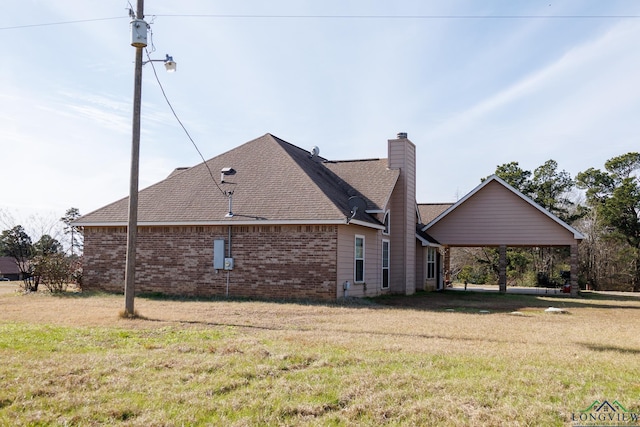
top-left (355, 235), bottom-right (365, 283)
top-left (382, 211), bottom-right (390, 235)
top-left (427, 247), bottom-right (436, 280)
top-left (382, 240), bottom-right (390, 289)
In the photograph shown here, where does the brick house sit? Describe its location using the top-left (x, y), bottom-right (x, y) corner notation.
top-left (75, 132), bottom-right (583, 300)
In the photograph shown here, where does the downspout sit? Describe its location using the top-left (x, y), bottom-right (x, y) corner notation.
top-left (226, 225), bottom-right (231, 297)
top-left (377, 235), bottom-right (379, 297)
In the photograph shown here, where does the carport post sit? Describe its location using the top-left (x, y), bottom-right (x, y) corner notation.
top-left (499, 245), bottom-right (507, 293)
top-left (570, 244), bottom-right (579, 296)
top-left (444, 246), bottom-right (451, 286)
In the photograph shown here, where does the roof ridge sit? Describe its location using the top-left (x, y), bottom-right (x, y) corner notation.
top-left (268, 135), bottom-right (356, 220)
top-left (268, 133), bottom-right (329, 161)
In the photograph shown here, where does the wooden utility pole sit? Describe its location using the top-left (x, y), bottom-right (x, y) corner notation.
top-left (124, 0), bottom-right (145, 316)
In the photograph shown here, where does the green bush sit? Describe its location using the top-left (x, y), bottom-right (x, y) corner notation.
top-left (32, 253), bottom-right (71, 293)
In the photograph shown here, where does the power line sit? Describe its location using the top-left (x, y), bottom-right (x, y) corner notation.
top-left (152, 13), bottom-right (640, 19)
top-left (144, 49), bottom-right (227, 198)
top-left (2, 12), bottom-right (638, 30)
top-left (0, 16), bottom-right (125, 31)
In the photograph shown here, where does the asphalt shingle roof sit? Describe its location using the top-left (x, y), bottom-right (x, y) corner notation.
top-left (0, 257), bottom-right (20, 275)
top-left (76, 134), bottom-right (400, 226)
top-left (417, 203), bottom-right (453, 225)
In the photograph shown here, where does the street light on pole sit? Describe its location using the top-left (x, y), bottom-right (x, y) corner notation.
top-left (124, 0), bottom-right (176, 316)
top-left (144, 54), bottom-right (177, 72)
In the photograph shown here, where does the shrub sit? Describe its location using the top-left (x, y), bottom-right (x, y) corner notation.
top-left (32, 253), bottom-right (72, 293)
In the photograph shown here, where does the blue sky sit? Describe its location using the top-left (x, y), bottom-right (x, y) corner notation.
top-left (2, 0), bottom-right (639, 234)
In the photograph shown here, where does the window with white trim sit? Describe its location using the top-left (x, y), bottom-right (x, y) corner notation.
top-left (355, 235), bottom-right (365, 283)
top-left (382, 240), bottom-right (390, 289)
top-left (426, 247), bottom-right (436, 280)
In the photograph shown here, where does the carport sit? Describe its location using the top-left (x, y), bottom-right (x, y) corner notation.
top-left (421, 176), bottom-right (584, 296)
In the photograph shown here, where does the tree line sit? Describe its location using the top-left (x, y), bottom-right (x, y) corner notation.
top-left (0, 208), bottom-right (83, 292)
top-left (452, 152), bottom-right (640, 292)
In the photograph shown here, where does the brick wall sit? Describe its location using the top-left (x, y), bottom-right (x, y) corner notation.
top-left (83, 225), bottom-right (338, 300)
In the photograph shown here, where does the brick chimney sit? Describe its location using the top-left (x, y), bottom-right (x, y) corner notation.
top-left (387, 132), bottom-right (416, 295)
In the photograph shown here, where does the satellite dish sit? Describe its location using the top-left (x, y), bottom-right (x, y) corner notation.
top-left (310, 146), bottom-right (320, 158)
top-left (347, 196), bottom-right (367, 223)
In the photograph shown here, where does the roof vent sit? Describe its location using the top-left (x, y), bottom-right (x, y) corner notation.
top-left (310, 146), bottom-right (320, 158)
top-left (220, 167), bottom-right (236, 184)
top-left (397, 132), bottom-right (408, 139)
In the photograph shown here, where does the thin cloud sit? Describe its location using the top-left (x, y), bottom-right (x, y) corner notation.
top-left (427, 20), bottom-right (639, 143)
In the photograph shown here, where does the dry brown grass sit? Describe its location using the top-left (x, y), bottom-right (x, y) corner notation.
top-left (1, 283), bottom-right (639, 425)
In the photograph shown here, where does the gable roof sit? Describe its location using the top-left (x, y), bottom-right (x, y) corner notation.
top-left (422, 175), bottom-right (584, 245)
top-left (75, 134), bottom-right (399, 228)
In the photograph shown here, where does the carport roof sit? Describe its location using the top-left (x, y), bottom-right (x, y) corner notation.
top-left (422, 175), bottom-right (584, 246)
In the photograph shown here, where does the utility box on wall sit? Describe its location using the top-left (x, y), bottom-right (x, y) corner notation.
top-left (213, 239), bottom-right (225, 270)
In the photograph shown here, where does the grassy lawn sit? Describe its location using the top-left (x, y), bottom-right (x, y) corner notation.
top-left (1, 286), bottom-right (639, 426)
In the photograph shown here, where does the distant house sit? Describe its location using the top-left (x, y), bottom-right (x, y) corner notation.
top-left (74, 133), bottom-right (583, 300)
top-left (0, 256), bottom-right (21, 281)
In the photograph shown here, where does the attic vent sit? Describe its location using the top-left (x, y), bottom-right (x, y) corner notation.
top-left (168, 166), bottom-right (189, 178)
top-left (310, 146), bottom-right (320, 158)
top-left (397, 132), bottom-right (408, 139)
